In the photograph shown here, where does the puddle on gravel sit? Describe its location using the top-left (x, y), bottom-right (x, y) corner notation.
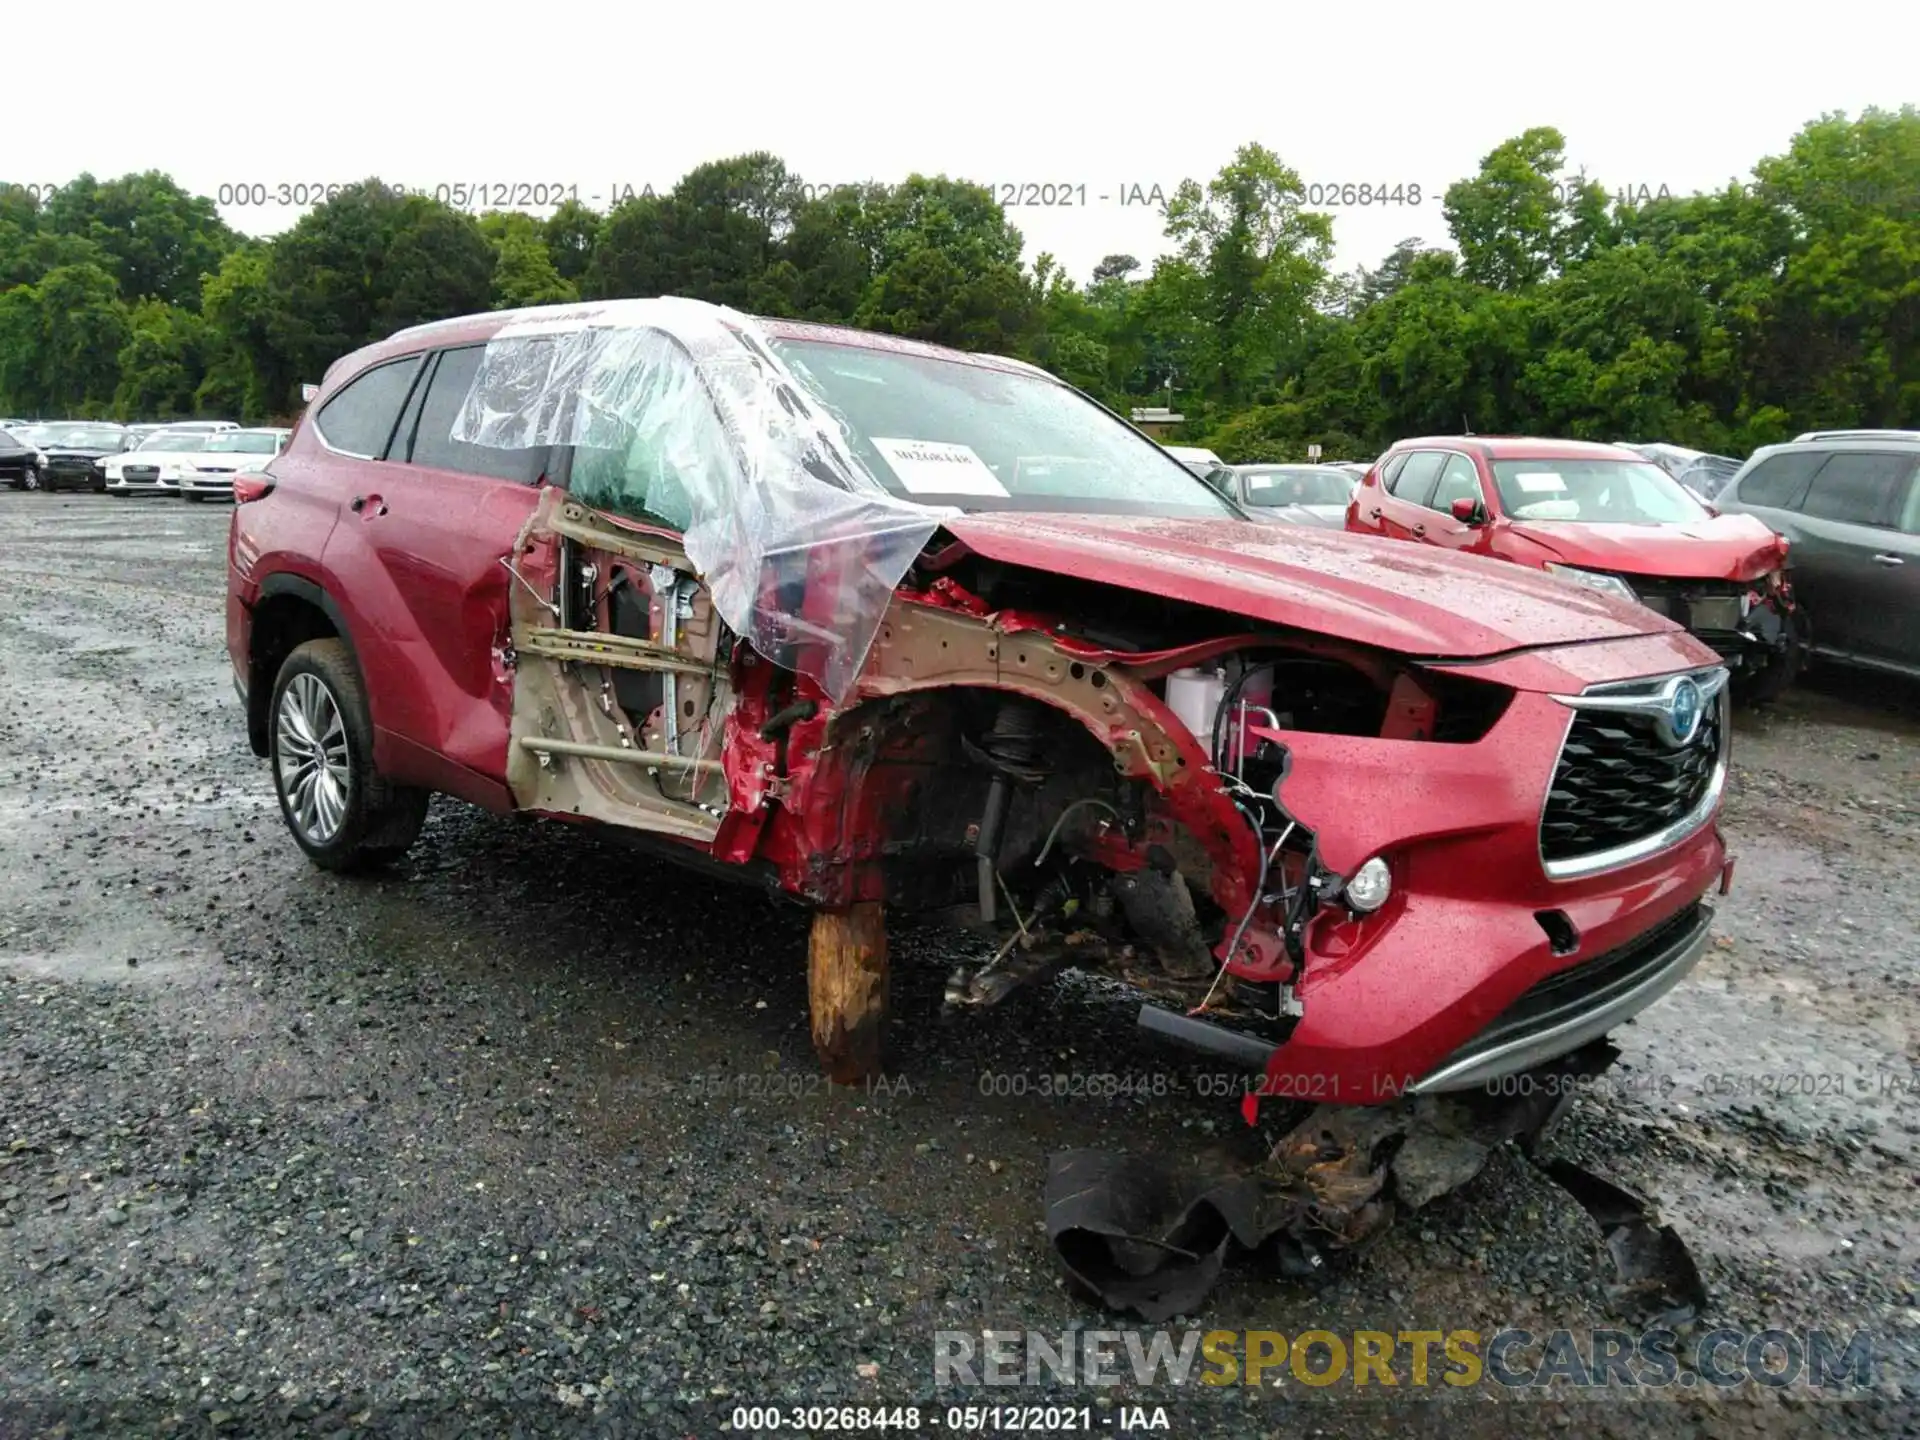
top-left (1, 944), bottom-right (200, 985)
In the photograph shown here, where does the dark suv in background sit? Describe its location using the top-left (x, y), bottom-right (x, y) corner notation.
top-left (1716, 431), bottom-right (1920, 679)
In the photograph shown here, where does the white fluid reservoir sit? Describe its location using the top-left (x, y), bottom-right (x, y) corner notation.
top-left (1164, 666), bottom-right (1228, 747)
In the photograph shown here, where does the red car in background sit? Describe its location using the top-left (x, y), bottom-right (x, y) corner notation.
top-left (1348, 437), bottom-right (1800, 699)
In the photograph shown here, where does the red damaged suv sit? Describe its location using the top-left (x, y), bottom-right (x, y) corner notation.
top-left (227, 300), bottom-right (1732, 1134)
top-left (1348, 437), bottom-right (1799, 700)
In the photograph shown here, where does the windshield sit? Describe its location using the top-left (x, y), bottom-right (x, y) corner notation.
top-left (769, 340), bottom-right (1236, 518)
top-left (1239, 466), bottom-right (1356, 507)
top-left (204, 431), bottom-right (282, 454)
top-left (1491, 459), bottom-right (1709, 524)
top-left (57, 427), bottom-right (127, 449)
top-left (141, 430), bottom-right (212, 452)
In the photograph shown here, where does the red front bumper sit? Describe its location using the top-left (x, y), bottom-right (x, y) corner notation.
top-left (1232, 671), bottom-right (1728, 1108)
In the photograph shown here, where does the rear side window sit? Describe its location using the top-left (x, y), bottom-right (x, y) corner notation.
top-left (406, 346), bottom-right (550, 484)
top-left (1734, 451), bottom-right (1826, 509)
top-left (1377, 453), bottom-right (1409, 490)
top-left (1390, 451), bottom-right (1444, 506)
top-left (1899, 476), bottom-right (1920, 535)
top-left (1800, 451), bottom-right (1915, 527)
top-left (1429, 453), bottom-right (1483, 511)
top-left (315, 356), bottom-right (423, 459)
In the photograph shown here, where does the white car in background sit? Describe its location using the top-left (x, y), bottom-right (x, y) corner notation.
top-left (102, 428), bottom-right (218, 496)
top-left (176, 427), bottom-right (291, 501)
top-left (1163, 444), bottom-right (1226, 480)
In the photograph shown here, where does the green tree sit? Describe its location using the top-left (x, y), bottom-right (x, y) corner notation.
top-left (1443, 128), bottom-right (1592, 290)
top-left (847, 177), bottom-right (1037, 352)
top-left (479, 211), bottom-right (577, 308)
top-left (0, 263), bottom-right (130, 414)
top-left (1159, 144), bottom-right (1333, 408)
top-left (200, 245), bottom-right (290, 421)
top-left (545, 198), bottom-right (600, 283)
top-left (40, 171), bottom-right (235, 308)
top-left (1748, 107), bottom-right (1920, 426)
top-left (114, 300), bottom-right (211, 419)
top-left (583, 154), bottom-right (800, 307)
top-left (263, 181), bottom-right (495, 403)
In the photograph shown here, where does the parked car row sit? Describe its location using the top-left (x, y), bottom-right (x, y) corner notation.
top-left (0, 419), bottom-right (288, 500)
top-left (1177, 429), bottom-right (1916, 692)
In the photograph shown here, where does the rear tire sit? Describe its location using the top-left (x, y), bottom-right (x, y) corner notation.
top-left (268, 639), bottom-right (428, 872)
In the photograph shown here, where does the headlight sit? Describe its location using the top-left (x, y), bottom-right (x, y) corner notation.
top-left (1545, 564), bottom-right (1638, 603)
top-left (1342, 856), bottom-right (1392, 914)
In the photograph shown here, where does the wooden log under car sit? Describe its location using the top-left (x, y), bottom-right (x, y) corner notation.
top-left (808, 902), bottom-right (890, 1083)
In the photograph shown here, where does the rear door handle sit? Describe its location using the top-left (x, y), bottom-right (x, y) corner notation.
top-left (351, 494), bottom-right (389, 517)
top-left (1410, 524), bottom-right (1427, 538)
top-left (1872, 553), bottom-right (1904, 566)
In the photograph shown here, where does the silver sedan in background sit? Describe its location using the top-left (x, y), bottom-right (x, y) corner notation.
top-left (1216, 463), bottom-right (1360, 528)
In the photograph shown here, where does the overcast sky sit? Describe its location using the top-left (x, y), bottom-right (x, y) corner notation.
top-left (12, 2), bottom-right (1913, 282)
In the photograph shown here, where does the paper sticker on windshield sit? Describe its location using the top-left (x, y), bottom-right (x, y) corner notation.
top-left (871, 437), bottom-right (1010, 497)
top-left (1514, 471), bottom-right (1566, 492)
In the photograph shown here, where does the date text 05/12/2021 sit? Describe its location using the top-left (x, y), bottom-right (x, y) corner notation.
top-left (727, 1405), bottom-right (1174, 1432)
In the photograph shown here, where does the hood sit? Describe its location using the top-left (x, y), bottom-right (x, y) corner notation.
top-left (44, 445), bottom-right (123, 460)
top-left (1242, 503), bottom-right (1349, 529)
top-left (940, 512), bottom-right (1681, 659)
top-left (1507, 513), bottom-right (1787, 581)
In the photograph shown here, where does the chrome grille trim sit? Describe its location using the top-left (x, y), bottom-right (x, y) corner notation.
top-left (1539, 665), bottom-right (1730, 881)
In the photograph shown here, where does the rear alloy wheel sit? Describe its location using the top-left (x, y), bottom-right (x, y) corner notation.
top-left (277, 672), bottom-right (352, 846)
top-left (269, 639), bottom-right (428, 872)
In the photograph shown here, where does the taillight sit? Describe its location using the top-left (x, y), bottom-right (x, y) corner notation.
top-left (233, 473), bottom-right (275, 503)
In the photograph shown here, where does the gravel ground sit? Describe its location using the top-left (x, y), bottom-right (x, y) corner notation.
top-left (0, 492), bottom-right (1915, 1439)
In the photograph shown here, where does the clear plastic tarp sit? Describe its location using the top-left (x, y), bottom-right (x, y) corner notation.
top-left (450, 297), bottom-right (957, 702)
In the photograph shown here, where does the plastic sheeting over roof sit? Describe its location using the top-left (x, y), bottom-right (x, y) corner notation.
top-left (450, 297), bottom-right (958, 702)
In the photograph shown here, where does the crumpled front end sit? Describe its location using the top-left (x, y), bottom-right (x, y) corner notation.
top-left (1220, 653), bottom-right (1731, 1112)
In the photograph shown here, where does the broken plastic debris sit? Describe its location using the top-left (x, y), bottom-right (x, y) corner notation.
top-left (1046, 1042), bottom-right (1709, 1322)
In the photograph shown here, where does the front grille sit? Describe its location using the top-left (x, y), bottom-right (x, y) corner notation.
top-left (123, 466), bottom-right (159, 482)
top-left (1541, 696), bottom-right (1721, 863)
top-left (1630, 577), bottom-right (1747, 635)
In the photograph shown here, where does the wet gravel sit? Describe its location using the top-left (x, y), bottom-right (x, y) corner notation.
top-left (0, 492), bottom-right (1915, 1438)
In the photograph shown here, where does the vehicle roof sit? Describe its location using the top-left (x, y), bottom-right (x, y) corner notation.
top-left (1792, 428), bottom-right (1920, 443)
top-left (1234, 461), bottom-right (1351, 471)
top-left (1756, 433), bottom-right (1920, 453)
top-left (1385, 435), bottom-right (1642, 461)
top-left (350, 303), bottom-right (1046, 389)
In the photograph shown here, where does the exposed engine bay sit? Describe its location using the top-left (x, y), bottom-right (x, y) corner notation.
top-left (505, 491), bottom-right (1514, 1069)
